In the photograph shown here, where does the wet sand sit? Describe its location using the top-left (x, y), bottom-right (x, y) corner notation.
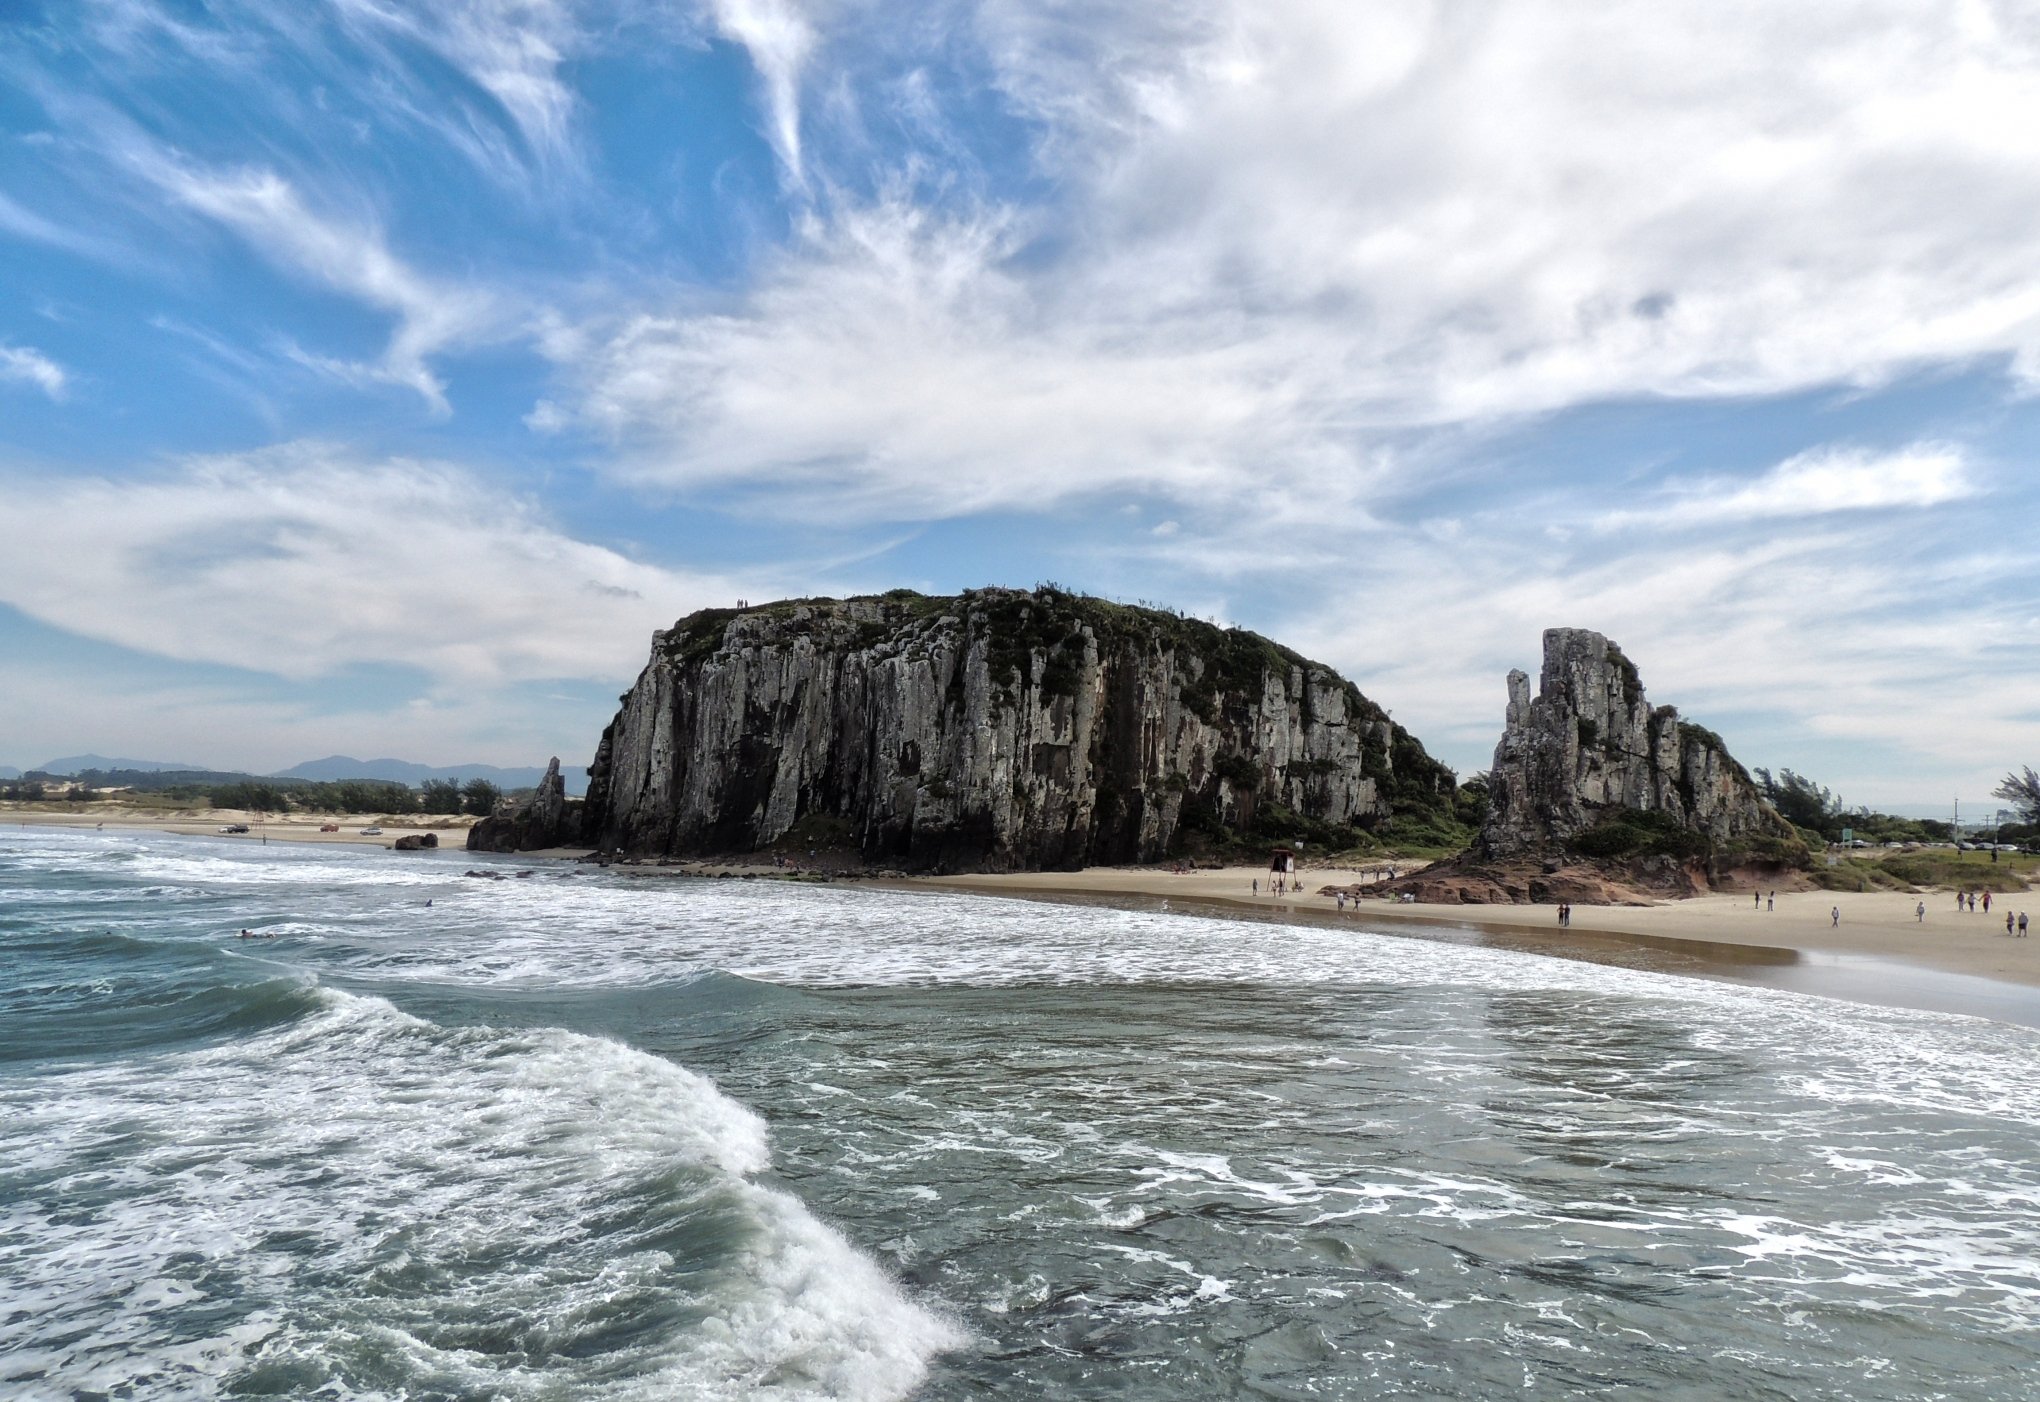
top-left (912, 865), bottom-right (2040, 1027)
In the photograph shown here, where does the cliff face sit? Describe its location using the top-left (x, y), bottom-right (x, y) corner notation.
top-left (1481, 628), bottom-right (1797, 862)
top-left (578, 587), bottom-right (1456, 870)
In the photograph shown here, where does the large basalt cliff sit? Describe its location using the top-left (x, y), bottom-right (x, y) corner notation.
top-left (1481, 627), bottom-right (1800, 864)
top-left (575, 587), bottom-right (1457, 871)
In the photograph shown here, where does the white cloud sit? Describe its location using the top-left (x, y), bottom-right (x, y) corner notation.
top-left (0, 190), bottom-right (121, 261)
top-left (0, 344), bottom-right (67, 399)
top-left (707, 0), bottom-right (818, 181)
top-left (0, 444), bottom-right (760, 685)
top-left (150, 163), bottom-right (497, 410)
top-left (547, 1), bottom-right (2040, 520)
top-left (555, 196), bottom-right (1382, 518)
top-left (326, 0), bottom-right (586, 171)
top-left (1594, 443), bottom-right (1978, 531)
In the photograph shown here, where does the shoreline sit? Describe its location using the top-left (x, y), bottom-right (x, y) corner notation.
top-left (905, 870), bottom-right (2040, 1029)
top-left (13, 814), bottom-right (2039, 1025)
top-left (3, 809), bottom-right (475, 850)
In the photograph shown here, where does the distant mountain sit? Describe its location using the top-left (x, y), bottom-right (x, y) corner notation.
top-left (37, 754), bottom-right (205, 775)
top-left (0, 766), bottom-right (19, 780)
top-left (269, 756), bottom-right (590, 796)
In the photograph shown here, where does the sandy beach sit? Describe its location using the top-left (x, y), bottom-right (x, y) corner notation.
top-left (902, 863), bottom-right (2040, 1027)
top-left (918, 864), bottom-right (2036, 981)
top-left (3, 807), bottom-right (475, 849)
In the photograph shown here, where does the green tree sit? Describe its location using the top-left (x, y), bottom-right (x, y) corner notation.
top-left (208, 782), bottom-right (290, 812)
top-left (461, 778), bottom-right (502, 816)
top-left (1452, 772), bottom-right (1490, 828)
top-left (1994, 766), bottom-right (2040, 827)
top-left (328, 779), bottom-right (414, 814)
top-left (418, 778), bottom-right (465, 815)
top-left (1754, 768), bottom-right (1841, 834)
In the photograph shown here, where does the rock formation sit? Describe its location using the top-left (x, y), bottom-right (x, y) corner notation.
top-left (567, 587), bottom-right (1458, 870)
top-left (1479, 628), bottom-right (1795, 861)
top-left (466, 756), bottom-right (584, 853)
top-left (1373, 628), bottom-right (1805, 906)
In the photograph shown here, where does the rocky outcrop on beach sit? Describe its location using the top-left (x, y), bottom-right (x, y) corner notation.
top-left (1382, 627), bottom-right (1806, 904)
top-left (571, 587), bottom-right (1459, 871)
top-left (465, 757), bottom-right (584, 853)
top-left (1482, 628), bottom-right (1794, 859)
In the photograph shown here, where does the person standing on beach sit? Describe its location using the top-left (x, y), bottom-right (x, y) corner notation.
top-left (1766, 892), bottom-right (1774, 911)
top-left (1831, 906), bottom-right (1841, 927)
top-left (2021, 913), bottom-right (2030, 938)
top-left (1916, 901), bottom-right (1926, 923)
top-left (1983, 891), bottom-right (1992, 914)
top-left (1754, 891), bottom-right (1761, 909)
top-left (2008, 911), bottom-right (2016, 937)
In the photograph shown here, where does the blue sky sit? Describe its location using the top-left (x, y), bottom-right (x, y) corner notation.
top-left (1, 0), bottom-right (2036, 811)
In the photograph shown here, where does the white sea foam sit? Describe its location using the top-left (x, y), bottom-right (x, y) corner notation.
top-left (0, 983), bottom-right (962, 1400)
top-left (11, 827), bottom-right (2040, 1395)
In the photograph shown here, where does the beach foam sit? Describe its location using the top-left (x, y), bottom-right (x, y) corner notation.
top-left (0, 983), bottom-right (961, 1399)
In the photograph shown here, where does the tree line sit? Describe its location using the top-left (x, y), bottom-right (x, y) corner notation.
top-left (1755, 766), bottom-right (2038, 846)
top-left (0, 771), bottom-right (509, 816)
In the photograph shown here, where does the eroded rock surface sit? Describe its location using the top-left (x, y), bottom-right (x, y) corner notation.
top-left (576, 588), bottom-right (1457, 871)
top-left (1375, 627), bottom-right (1805, 905)
top-left (1481, 628), bottom-right (1794, 860)
top-left (466, 756), bottom-right (584, 853)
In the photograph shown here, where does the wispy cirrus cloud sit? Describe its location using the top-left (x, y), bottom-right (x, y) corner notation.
top-left (1593, 444), bottom-right (1978, 531)
top-left (707, 0), bottom-right (818, 182)
top-left (325, 0), bottom-right (587, 173)
top-left (0, 444), bottom-right (765, 684)
top-left (0, 345), bottom-right (67, 399)
top-left (149, 162), bottom-right (500, 411)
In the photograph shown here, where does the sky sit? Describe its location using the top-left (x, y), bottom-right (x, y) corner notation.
top-left (1, 0), bottom-right (2036, 810)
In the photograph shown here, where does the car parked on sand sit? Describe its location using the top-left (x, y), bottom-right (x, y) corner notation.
top-left (218, 823), bottom-right (249, 834)
top-left (318, 823), bottom-right (340, 833)
top-left (360, 826), bottom-right (383, 835)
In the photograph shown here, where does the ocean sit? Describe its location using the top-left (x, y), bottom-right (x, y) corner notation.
top-left (4, 826), bottom-right (2038, 1400)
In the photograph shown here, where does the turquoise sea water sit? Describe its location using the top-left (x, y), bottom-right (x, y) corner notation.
top-left (4, 827), bottom-right (2039, 1399)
